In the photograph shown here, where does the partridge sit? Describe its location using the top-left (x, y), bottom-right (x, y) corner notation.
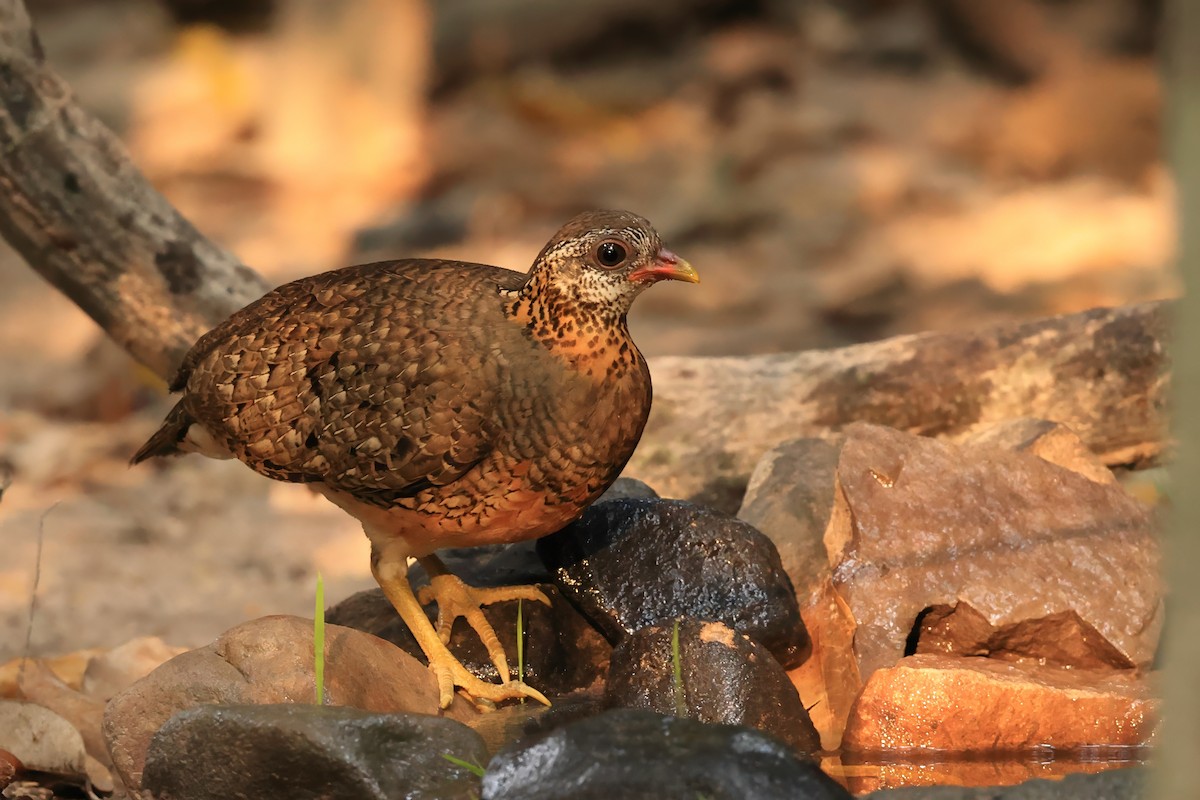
top-left (133, 209), bottom-right (698, 708)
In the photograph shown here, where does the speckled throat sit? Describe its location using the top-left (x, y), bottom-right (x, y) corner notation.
top-left (501, 265), bottom-right (641, 380)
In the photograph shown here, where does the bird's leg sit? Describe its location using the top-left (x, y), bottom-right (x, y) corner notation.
top-left (370, 544), bottom-right (549, 710)
top-left (416, 553), bottom-right (551, 682)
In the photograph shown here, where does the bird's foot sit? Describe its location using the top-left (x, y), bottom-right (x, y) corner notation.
top-left (427, 647), bottom-right (549, 710)
top-left (371, 549), bottom-right (551, 711)
top-left (416, 572), bottom-right (551, 682)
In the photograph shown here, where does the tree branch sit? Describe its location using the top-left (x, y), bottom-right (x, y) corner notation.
top-left (0, 0), bottom-right (269, 379)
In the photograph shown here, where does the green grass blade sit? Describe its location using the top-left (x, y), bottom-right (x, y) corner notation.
top-left (314, 572), bottom-right (325, 706)
top-left (442, 754), bottom-right (486, 777)
top-left (516, 598), bottom-right (525, 687)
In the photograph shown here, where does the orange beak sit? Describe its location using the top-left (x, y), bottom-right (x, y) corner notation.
top-left (629, 248), bottom-right (700, 284)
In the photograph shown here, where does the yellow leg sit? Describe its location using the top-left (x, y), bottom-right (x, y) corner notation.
top-left (416, 554), bottom-right (552, 683)
top-left (371, 546), bottom-right (550, 710)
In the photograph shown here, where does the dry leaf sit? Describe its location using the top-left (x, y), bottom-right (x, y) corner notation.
top-left (0, 747), bottom-right (23, 789)
top-left (0, 700), bottom-right (87, 780)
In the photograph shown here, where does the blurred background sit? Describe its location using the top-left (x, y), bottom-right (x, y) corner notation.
top-left (0, 0), bottom-right (1176, 658)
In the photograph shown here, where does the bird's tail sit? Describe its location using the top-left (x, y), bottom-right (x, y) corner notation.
top-left (131, 400), bottom-right (193, 465)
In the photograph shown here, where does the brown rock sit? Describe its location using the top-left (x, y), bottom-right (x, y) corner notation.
top-left (740, 430), bottom-right (1129, 674)
top-left (913, 603), bottom-right (1135, 670)
top-left (102, 615), bottom-right (473, 792)
top-left (964, 418), bottom-right (1118, 486)
top-left (828, 423), bottom-right (1160, 682)
top-left (910, 603), bottom-right (993, 657)
top-left (842, 654), bottom-right (1157, 752)
top-left (788, 579), bottom-right (860, 752)
top-left (984, 610), bottom-right (1136, 670)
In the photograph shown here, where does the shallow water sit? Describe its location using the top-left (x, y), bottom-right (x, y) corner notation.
top-left (466, 695), bottom-right (1148, 795)
top-left (825, 746), bottom-right (1150, 794)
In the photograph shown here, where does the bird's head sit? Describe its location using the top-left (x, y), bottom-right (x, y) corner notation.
top-left (524, 210), bottom-right (699, 318)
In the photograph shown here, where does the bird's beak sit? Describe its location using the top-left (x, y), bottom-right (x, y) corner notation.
top-left (629, 248), bottom-right (700, 284)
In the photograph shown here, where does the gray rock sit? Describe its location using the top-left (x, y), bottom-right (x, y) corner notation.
top-left (738, 437), bottom-right (844, 602)
top-left (865, 765), bottom-right (1145, 799)
top-left (143, 704), bottom-right (486, 800)
top-left (605, 619), bottom-right (820, 752)
top-left (482, 708), bottom-right (850, 800)
top-left (538, 498), bottom-right (809, 668)
top-left (327, 584), bottom-right (611, 698)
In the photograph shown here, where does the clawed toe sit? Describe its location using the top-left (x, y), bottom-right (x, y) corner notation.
top-left (428, 654), bottom-right (550, 710)
top-left (462, 677), bottom-right (550, 709)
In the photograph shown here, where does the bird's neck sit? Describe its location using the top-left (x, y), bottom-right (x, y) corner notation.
top-left (502, 269), bottom-right (639, 378)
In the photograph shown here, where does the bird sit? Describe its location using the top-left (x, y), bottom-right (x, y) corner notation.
top-left (132, 209), bottom-right (699, 709)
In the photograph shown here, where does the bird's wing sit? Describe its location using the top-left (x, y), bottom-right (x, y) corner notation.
top-left (179, 261), bottom-right (516, 502)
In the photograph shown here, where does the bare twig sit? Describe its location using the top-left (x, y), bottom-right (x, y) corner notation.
top-left (17, 502), bottom-right (55, 689)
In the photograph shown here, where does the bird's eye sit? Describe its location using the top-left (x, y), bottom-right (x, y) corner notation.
top-left (594, 240), bottom-right (628, 269)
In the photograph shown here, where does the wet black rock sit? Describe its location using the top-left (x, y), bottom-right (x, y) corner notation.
top-left (605, 619), bottom-right (820, 752)
top-left (538, 498), bottom-right (810, 668)
top-left (482, 708), bottom-right (850, 800)
top-left (326, 584), bottom-right (611, 698)
top-left (142, 704), bottom-right (486, 800)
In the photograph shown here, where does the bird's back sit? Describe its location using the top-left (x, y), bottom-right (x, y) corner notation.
top-left (139, 257), bottom-right (652, 525)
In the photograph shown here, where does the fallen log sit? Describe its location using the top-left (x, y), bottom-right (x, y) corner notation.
top-left (634, 301), bottom-right (1170, 509)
